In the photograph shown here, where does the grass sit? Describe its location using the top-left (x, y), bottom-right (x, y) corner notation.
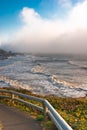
top-left (0, 87), bottom-right (87, 130)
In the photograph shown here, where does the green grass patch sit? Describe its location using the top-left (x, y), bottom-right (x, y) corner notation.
top-left (36, 115), bottom-right (44, 121)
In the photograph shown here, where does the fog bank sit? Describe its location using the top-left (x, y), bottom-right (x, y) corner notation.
top-left (1, 0), bottom-right (87, 54)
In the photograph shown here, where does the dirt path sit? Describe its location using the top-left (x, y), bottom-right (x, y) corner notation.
top-left (0, 104), bottom-right (42, 130)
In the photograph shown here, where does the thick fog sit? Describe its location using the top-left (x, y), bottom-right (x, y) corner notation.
top-left (0, 0), bottom-right (87, 54)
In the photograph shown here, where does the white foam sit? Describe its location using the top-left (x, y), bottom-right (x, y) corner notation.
top-left (51, 75), bottom-right (76, 87)
top-left (0, 76), bottom-right (32, 90)
top-left (31, 65), bottom-right (45, 73)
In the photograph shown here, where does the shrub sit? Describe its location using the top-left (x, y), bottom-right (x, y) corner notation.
top-left (36, 114), bottom-right (44, 121)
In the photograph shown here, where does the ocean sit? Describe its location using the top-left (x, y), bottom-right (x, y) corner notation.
top-left (0, 53), bottom-right (87, 98)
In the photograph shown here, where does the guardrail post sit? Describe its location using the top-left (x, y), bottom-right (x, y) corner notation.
top-left (0, 121), bottom-right (3, 130)
top-left (11, 92), bottom-right (15, 105)
top-left (43, 101), bottom-right (48, 130)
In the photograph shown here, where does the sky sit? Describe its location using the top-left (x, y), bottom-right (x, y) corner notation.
top-left (0, 0), bottom-right (87, 54)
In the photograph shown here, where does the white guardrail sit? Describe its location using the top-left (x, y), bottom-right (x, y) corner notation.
top-left (0, 89), bottom-right (73, 130)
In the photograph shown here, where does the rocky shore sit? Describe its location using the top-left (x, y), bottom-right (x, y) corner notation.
top-left (0, 49), bottom-right (16, 60)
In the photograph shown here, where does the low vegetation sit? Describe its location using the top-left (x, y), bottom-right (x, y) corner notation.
top-left (0, 88), bottom-right (87, 130)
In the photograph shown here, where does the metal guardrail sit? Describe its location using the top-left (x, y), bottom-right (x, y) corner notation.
top-left (0, 89), bottom-right (73, 130)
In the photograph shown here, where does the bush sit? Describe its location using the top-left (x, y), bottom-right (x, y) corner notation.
top-left (36, 114), bottom-right (44, 121)
top-left (45, 121), bottom-right (57, 130)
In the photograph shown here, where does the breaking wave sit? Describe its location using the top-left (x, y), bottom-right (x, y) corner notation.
top-left (51, 75), bottom-right (76, 87)
top-left (0, 76), bottom-right (32, 90)
top-left (31, 65), bottom-right (45, 74)
top-left (51, 75), bottom-right (87, 97)
top-left (68, 60), bottom-right (87, 70)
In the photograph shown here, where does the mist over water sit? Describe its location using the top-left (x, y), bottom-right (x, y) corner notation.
top-left (0, 53), bottom-right (87, 98)
top-left (1, 1), bottom-right (87, 55)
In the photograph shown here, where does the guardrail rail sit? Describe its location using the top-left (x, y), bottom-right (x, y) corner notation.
top-left (0, 89), bottom-right (73, 130)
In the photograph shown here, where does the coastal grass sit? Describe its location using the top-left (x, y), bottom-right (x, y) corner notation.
top-left (0, 88), bottom-right (87, 130)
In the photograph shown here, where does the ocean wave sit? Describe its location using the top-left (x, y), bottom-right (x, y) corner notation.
top-left (68, 60), bottom-right (82, 67)
top-left (31, 65), bottom-right (45, 74)
top-left (68, 60), bottom-right (87, 70)
top-left (0, 76), bottom-right (32, 90)
top-left (31, 78), bottom-right (87, 97)
top-left (51, 75), bottom-right (87, 97)
top-left (0, 54), bottom-right (87, 98)
top-left (51, 75), bottom-right (76, 87)
top-left (0, 75), bottom-right (87, 98)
